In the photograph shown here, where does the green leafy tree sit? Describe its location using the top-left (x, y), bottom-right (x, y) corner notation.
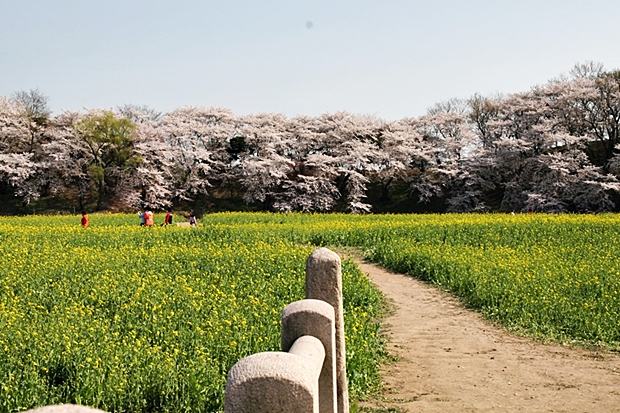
top-left (74, 111), bottom-right (139, 210)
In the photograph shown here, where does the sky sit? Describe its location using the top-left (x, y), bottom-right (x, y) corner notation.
top-left (2, 0), bottom-right (620, 121)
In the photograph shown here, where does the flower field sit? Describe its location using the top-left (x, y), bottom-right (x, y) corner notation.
top-left (280, 212), bottom-right (620, 347)
top-left (2, 212), bottom-right (619, 412)
top-left (0, 214), bottom-right (385, 412)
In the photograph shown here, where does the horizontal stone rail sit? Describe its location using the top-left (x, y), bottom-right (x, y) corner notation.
top-left (225, 335), bottom-right (326, 413)
top-left (225, 298), bottom-right (337, 413)
top-left (20, 248), bottom-right (349, 413)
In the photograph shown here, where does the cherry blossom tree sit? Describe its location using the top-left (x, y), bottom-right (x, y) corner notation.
top-left (467, 73), bottom-right (620, 212)
top-left (409, 108), bottom-right (480, 209)
top-left (236, 112), bottom-right (298, 210)
top-left (118, 105), bottom-right (174, 209)
top-left (42, 110), bottom-right (92, 209)
top-left (160, 106), bottom-right (236, 205)
top-left (306, 112), bottom-right (386, 212)
top-left (11, 88), bottom-right (51, 155)
top-left (0, 97), bottom-right (43, 204)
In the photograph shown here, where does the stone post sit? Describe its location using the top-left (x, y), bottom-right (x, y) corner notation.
top-left (305, 248), bottom-right (349, 413)
top-left (282, 299), bottom-right (337, 413)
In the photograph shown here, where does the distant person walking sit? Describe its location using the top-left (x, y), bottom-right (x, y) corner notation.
top-left (81, 211), bottom-right (89, 228)
top-left (163, 208), bottom-right (173, 226)
top-left (188, 211), bottom-right (197, 227)
top-left (138, 210), bottom-right (146, 226)
top-left (144, 209), bottom-right (154, 227)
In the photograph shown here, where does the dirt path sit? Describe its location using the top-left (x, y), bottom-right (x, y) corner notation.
top-left (354, 260), bottom-right (620, 413)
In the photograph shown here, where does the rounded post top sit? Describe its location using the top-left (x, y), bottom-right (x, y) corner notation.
top-left (308, 248), bottom-right (341, 264)
top-left (283, 299), bottom-right (335, 321)
top-left (227, 352), bottom-right (316, 390)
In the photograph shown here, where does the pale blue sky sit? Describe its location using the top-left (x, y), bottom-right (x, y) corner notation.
top-left (2, 0), bottom-right (620, 120)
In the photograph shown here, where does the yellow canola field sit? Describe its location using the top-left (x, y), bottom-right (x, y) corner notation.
top-left (2, 212), bottom-right (619, 413)
top-left (0, 215), bottom-right (385, 413)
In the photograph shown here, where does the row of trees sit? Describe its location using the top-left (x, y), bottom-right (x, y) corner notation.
top-left (2, 62), bottom-right (620, 214)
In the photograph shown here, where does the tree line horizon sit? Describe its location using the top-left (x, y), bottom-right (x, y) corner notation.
top-left (2, 61), bottom-right (620, 215)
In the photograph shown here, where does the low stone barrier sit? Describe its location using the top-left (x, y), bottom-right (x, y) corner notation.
top-left (21, 248), bottom-right (349, 413)
top-left (226, 299), bottom-right (337, 413)
top-left (225, 247), bottom-right (348, 413)
top-left (225, 334), bottom-right (326, 413)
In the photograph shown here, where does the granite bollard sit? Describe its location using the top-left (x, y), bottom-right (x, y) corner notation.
top-left (305, 248), bottom-right (349, 413)
top-left (282, 299), bottom-right (337, 413)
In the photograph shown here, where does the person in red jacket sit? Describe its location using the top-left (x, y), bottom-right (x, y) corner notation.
top-left (163, 208), bottom-right (173, 226)
top-left (81, 211), bottom-right (89, 228)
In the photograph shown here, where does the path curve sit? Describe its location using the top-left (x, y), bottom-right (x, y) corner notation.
top-left (355, 259), bottom-right (620, 413)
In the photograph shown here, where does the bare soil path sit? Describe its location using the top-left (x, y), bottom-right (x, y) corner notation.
top-left (354, 259), bottom-right (620, 413)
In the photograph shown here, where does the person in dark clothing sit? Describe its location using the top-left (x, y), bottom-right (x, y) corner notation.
top-left (163, 209), bottom-right (173, 226)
